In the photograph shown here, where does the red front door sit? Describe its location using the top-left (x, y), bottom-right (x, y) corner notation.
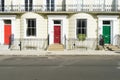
top-left (54, 26), bottom-right (61, 43)
top-left (4, 24), bottom-right (11, 45)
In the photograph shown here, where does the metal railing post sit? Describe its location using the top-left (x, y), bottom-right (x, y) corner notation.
top-left (64, 35), bottom-right (66, 49)
top-left (48, 34), bottom-right (49, 46)
top-left (19, 41), bottom-right (22, 51)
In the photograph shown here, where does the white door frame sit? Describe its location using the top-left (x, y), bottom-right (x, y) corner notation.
top-left (47, 15), bottom-right (68, 45)
top-left (97, 15), bottom-right (119, 45)
top-left (0, 15), bottom-right (16, 45)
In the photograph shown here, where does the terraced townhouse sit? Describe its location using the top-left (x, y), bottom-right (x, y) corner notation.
top-left (0, 0), bottom-right (120, 51)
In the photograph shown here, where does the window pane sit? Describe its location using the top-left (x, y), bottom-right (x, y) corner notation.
top-left (103, 21), bottom-right (110, 25)
top-left (29, 0), bottom-right (32, 3)
top-left (25, 0), bottom-right (32, 11)
top-left (51, 0), bottom-right (54, 7)
top-left (82, 20), bottom-right (86, 27)
top-left (29, 0), bottom-right (33, 11)
top-left (82, 29), bottom-right (85, 34)
top-left (77, 19), bottom-right (81, 28)
top-left (32, 20), bottom-right (36, 28)
top-left (54, 20), bottom-right (61, 24)
top-left (25, 0), bottom-right (28, 11)
top-left (77, 29), bottom-right (81, 34)
top-left (76, 19), bottom-right (87, 36)
top-left (27, 28), bottom-right (30, 36)
top-left (27, 19), bottom-right (36, 36)
top-left (32, 28), bottom-right (36, 36)
top-left (47, 0), bottom-right (50, 4)
top-left (46, 0), bottom-right (50, 10)
top-left (1, 0), bottom-right (4, 11)
top-left (31, 20), bottom-right (34, 27)
top-left (46, 0), bottom-right (54, 11)
top-left (25, 0), bottom-right (28, 3)
top-left (4, 20), bottom-right (11, 24)
top-left (51, 0), bottom-right (54, 3)
top-left (28, 20), bottom-right (30, 27)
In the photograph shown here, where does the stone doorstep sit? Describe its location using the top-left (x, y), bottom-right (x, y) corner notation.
top-left (47, 44), bottom-right (64, 51)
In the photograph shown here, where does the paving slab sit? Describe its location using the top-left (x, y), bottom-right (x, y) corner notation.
top-left (0, 50), bottom-right (120, 56)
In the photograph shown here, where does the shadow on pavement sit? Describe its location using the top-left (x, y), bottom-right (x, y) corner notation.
top-left (114, 51), bottom-right (120, 53)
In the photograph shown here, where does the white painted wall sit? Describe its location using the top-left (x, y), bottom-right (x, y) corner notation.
top-left (14, 18), bottom-right (20, 38)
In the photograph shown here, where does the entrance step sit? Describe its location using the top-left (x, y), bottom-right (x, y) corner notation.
top-left (0, 45), bottom-right (10, 51)
top-left (98, 45), bottom-right (105, 50)
top-left (105, 45), bottom-right (120, 51)
top-left (47, 44), bottom-right (64, 51)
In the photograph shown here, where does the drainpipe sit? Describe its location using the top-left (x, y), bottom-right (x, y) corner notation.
top-left (95, 17), bottom-right (99, 50)
top-left (103, 0), bottom-right (105, 11)
top-left (19, 41), bottom-right (22, 51)
top-left (64, 35), bottom-right (66, 49)
top-left (82, 0), bottom-right (83, 11)
top-left (48, 34), bottom-right (49, 46)
top-left (115, 0), bottom-right (118, 11)
top-left (19, 15), bottom-right (22, 51)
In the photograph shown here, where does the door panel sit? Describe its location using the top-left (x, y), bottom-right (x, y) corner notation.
top-left (54, 26), bottom-right (61, 43)
top-left (4, 24), bottom-right (11, 45)
top-left (103, 26), bottom-right (111, 44)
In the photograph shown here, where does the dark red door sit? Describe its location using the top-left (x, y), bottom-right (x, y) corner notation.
top-left (54, 26), bottom-right (61, 43)
top-left (4, 24), bottom-right (11, 45)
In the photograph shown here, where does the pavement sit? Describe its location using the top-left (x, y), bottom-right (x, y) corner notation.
top-left (0, 49), bottom-right (120, 56)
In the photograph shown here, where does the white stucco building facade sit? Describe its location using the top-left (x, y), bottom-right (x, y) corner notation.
top-left (0, 0), bottom-right (120, 51)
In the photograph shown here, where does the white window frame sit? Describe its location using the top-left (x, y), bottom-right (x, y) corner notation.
top-left (0, 0), bottom-right (4, 11)
top-left (76, 19), bottom-right (87, 39)
top-left (25, 0), bottom-right (33, 11)
top-left (26, 19), bottom-right (36, 37)
top-left (46, 0), bottom-right (55, 11)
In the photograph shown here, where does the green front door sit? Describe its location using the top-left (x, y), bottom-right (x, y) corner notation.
top-left (103, 26), bottom-right (111, 44)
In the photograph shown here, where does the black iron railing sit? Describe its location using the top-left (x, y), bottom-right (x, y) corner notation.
top-left (10, 38), bottom-right (48, 50)
top-left (66, 38), bottom-right (96, 50)
top-left (0, 4), bottom-right (120, 12)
